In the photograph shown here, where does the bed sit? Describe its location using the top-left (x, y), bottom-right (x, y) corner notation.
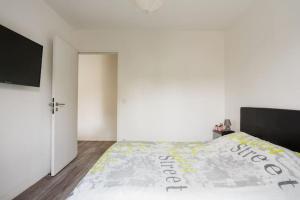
top-left (67, 107), bottom-right (300, 200)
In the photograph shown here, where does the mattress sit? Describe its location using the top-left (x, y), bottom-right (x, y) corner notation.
top-left (67, 132), bottom-right (300, 200)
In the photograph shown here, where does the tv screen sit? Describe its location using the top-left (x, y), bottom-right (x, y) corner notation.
top-left (0, 24), bottom-right (43, 87)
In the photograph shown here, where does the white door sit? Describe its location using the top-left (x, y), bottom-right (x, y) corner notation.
top-left (51, 36), bottom-right (78, 176)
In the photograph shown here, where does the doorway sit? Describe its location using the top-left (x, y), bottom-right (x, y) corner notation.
top-left (77, 53), bottom-right (118, 141)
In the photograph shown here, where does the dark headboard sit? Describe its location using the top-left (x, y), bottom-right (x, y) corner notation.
top-left (240, 107), bottom-right (300, 152)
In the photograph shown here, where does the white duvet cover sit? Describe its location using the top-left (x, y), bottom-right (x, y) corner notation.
top-left (67, 132), bottom-right (300, 200)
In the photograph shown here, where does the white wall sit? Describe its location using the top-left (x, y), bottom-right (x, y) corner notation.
top-left (78, 54), bottom-right (118, 141)
top-left (72, 30), bottom-right (225, 142)
top-left (225, 0), bottom-right (300, 130)
top-left (0, 0), bottom-right (73, 199)
top-left (2, 0), bottom-right (299, 198)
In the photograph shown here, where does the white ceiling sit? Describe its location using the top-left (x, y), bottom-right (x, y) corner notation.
top-left (44, 0), bottom-right (255, 30)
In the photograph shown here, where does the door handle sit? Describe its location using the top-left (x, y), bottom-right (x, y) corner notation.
top-left (49, 102), bottom-right (54, 107)
top-left (56, 102), bottom-right (66, 106)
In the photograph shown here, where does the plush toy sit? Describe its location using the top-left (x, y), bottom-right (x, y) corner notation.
top-left (213, 123), bottom-right (225, 132)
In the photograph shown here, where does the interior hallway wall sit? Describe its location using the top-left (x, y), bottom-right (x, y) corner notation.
top-left (78, 54), bottom-right (118, 141)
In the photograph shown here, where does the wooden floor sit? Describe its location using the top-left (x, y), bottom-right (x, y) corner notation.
top-left (14, 141), bottom-right (115, 200)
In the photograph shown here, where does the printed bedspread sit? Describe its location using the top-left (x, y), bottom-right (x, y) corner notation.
top-left (67, 132), bottom-right (300, 200)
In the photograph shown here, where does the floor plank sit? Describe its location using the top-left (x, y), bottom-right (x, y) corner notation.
top-left (14, 141), bottom-right (115, 200)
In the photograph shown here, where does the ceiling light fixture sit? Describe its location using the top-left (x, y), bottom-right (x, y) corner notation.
top-left (135, 0), bottom-right (164, 13)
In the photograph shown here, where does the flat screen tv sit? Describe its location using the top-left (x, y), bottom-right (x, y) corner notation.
top-left (0, 24), bottom-right (43, 87)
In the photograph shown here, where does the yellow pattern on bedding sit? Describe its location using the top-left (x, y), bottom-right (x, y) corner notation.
top-left (229, 132), bottom-right (285, 155)
top-left (68, 133), bottom-right (300, 200)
